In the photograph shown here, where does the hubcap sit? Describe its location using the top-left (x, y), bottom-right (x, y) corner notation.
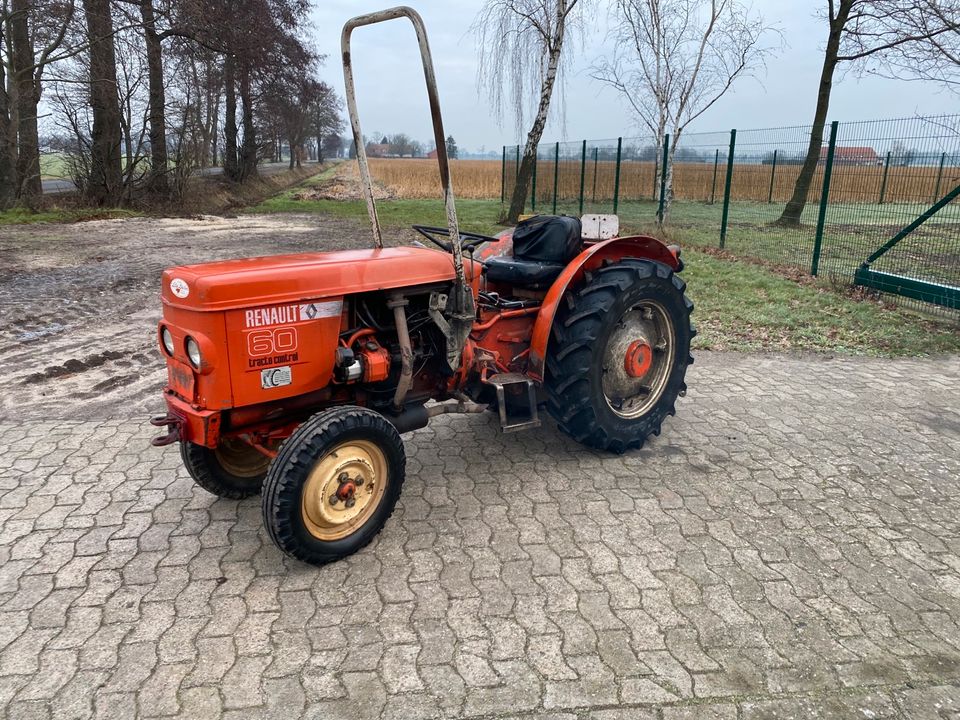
top-left (601, 300), bottom-right (675, 419)
top-left (214, 438), bottom-right (271, 478)
top-left (301, 440), bottom-right (388, 541)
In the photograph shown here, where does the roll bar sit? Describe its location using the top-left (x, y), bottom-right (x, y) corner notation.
top-left (341, 7), bottom-right (466, 289)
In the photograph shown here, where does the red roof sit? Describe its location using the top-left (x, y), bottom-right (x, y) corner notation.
top-left (821, 145), bottom-right (878, 160)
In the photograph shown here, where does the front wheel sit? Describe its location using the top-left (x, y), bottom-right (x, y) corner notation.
top-left (181, 439), bottom-right (270, 499)
top-left (545, 259), bottom-right (694, 453)
top-left (262, 406), bottom-right (405, 566)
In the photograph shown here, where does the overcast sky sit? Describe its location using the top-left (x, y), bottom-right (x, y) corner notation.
top-left (310, 1), bottom-right (958, 153)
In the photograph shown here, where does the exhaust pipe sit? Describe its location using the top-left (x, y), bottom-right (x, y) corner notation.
top-left (388, 397), bottom-right (488, 435)
top-left (388, 294), bottom-right (413, 413)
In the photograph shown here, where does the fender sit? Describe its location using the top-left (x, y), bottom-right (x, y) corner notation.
top-left (528, 235), bottom-right (681, 381)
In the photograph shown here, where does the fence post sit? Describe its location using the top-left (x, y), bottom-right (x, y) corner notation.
top-left (933, 152), bottom-right (946, 202)
top-left (767, 149), bottom-right (778, 204)
top-left (578, 140), bottom-right (587, 215)
top-left (811, 120), bottom-right (839, 277)
top-left (531, 149), bottom-right (537, 212)
top-left (500, 146), bottom-right (506, 203)
top-left (719, 129), bottom-right (737, 248)
top-left (592, 147), bottom-right (598, 204)
top-left (613, 137), bottom-right (623, 214)
top-left (552, 141), bottom-right (560, 214)
top-left (878, 151), bottom-right (891, 204)
top-left (710, 149), bottom-right (719, 204)
top-left (656, 133), bottom-right (670, 225)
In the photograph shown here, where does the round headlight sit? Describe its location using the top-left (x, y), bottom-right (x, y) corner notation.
top-left (185, 336), bottom-right (202, 368)
top-left (160, 327), bottom-right (175, 356)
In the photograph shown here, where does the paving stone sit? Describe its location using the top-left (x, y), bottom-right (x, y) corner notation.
top-left (1, 352), bottom-right (960, 717)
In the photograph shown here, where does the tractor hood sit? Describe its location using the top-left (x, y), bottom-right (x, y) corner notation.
top-left (161, 246), bottom-right (474, 311)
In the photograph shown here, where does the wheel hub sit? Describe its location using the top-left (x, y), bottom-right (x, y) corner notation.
top-left (301, 441), bottom-right (388, 541)
top-left (213, 438), bottom-right (272, 478)
top-left (601, 301), bottom-right (676, 419)
top-left (624, 340), bottom-right (653, 378)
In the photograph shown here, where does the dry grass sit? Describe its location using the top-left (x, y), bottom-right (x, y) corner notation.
top-left (366, 158), bottom-right (502, 199)
top-left (365, 157), bottom-right (958, 205)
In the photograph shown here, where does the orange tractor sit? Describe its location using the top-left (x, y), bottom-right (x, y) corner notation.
top-left (152, 7), bottom-right (694, 566)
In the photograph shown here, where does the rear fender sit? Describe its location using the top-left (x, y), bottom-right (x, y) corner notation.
top-left (528, 235), bottom-right (681, 381)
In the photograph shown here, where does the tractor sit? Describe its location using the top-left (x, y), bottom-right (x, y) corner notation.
top-left (151, 6), bottom-right (694, 566)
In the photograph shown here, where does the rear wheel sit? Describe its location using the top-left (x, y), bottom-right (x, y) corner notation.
top-left (262, 406), bottom-right (405, 566)
top-left (545, 259), bottom-right (694, 453)
top-left (181, 439), bottom-right (270, 499)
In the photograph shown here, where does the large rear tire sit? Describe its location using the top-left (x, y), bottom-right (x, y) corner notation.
top-left (545, 259), bottom-right (694, 453)
top-left (181, 439), bottom-right (270, 499)
top-left (262, 406), bottom-right (405, 566)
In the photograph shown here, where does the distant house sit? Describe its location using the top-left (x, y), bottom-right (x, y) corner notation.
top-left (820, 145), bottom-right (880, 166)
top-left (427, 149), bottom-right (438, 159)
top-left (366, 143), bottom-right (391, 158)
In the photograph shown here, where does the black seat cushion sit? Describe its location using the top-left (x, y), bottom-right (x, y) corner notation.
top-left (481, 215), bottom-right (581, 289)
top-left (513, 215), bottom-right (582, 264)
top-left (483, 255), bottom-right (565, 289)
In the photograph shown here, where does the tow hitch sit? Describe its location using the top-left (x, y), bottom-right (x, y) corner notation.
top-left (150, 413), bottom-right (183, 447)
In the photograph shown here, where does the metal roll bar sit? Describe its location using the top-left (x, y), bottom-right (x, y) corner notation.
top-left (341, 6), bottom-right (465, 288)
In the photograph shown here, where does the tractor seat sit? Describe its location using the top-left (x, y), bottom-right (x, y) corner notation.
top-left (483, 215), bottom-right (582, 290)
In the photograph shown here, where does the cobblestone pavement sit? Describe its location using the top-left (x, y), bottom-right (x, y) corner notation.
top-left (2, 351), bottom-right (960, 719)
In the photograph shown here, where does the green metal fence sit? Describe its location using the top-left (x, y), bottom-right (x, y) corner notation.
top-left (501, 114), bottom-right (960, 315)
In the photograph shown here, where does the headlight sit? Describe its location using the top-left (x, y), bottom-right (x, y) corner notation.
top-left (160, 327), bottom-right (175, 356)
top-left (185, 336), bottom-right (202, 368)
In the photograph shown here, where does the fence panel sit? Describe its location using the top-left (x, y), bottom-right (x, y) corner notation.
top-left (499, 114), bottom-right (959, 315)
top-left (816, 116), bottom-right (960, 310)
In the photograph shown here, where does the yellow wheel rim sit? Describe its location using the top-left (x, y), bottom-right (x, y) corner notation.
top-left (214, 438), bottom-right (271, 478)
top-left (300, 440), bottom-right (388, 541)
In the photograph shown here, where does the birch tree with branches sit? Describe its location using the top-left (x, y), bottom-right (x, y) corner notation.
top-left (593, 0), bottom-right (773, 224)
top-left (473, 0), bottom-right (589, 224)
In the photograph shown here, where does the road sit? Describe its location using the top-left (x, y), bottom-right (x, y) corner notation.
top-left (1, 214), bottom-right (960, 718)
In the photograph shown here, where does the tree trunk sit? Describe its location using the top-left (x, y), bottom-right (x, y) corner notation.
top-left (238, 66), bottom-right (257, 180)
top-left (11, 0), bottom-right (42, 201)
top-left (140, 0), bottom-right (168, 194)
top-left (83, 0), bottom-right (123, 206)
top-left (223, 55), bottom-right (238, 180)
top-left (0, 67), bottom-right (16, 209)
top-left (288, 137), bottom-right (295, 170)
top-left (316, 134), bottom-right (323, 163)
top-left (504, 35), bottom-right (563, 223)
top-left (775, 1), bottom-right (851, 227)
top-left (210, 78), bottom-right (221, 168)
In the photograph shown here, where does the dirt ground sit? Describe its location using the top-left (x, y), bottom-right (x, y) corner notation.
top-left (0, 213), bottom-right (397, 421)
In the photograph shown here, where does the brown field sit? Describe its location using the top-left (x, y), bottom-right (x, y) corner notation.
top-left (367, 157), bottom-right (959, 205)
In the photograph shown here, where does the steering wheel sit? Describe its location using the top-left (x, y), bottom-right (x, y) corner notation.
top-left (412, 225), bottom-right (500, 254)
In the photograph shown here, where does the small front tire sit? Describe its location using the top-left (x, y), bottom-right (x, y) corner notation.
top-left (181, 439), bottom-right (270, 499)
top-left (262, 406), bottom-right (405, 566)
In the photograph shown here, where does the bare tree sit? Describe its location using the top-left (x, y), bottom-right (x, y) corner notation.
top-left (473, 0), bottom-right (588, 223)
top-left (83, 0), bottom-right (124, 205)
top-left (860, 0), bottom-right (960, 91)
top-left (594, 0), bottom-right (773, 224)
top-left (310, 81), bottom-right (342, 163)
top-left (0, 20), bottom-right (15, 207)
top-left (0, 0), bottom-right (76, 204)
top-left (777, 0), bottom-right (958, 227)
